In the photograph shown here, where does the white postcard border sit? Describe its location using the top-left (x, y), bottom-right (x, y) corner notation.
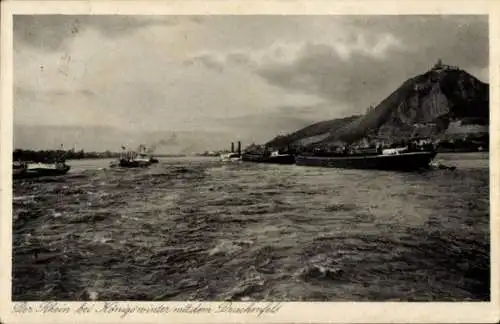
top-left (1, 1), bottom-right (499, 323)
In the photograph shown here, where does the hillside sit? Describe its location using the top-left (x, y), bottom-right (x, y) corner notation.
top-left (266, 115), bottom-right (361, 148)
top-left (266, 61), bottom-right (489, 149)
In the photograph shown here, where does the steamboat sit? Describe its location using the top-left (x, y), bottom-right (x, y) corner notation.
top-left (220, 141), bottom-right (242, 162)
top-left (110, 145), bottom-right (157, 168)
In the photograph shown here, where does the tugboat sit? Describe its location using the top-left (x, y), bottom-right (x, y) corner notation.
top-left (110, 145), bottom-right (153, 168)
top-left (295, 143), bottom-right (437, 171)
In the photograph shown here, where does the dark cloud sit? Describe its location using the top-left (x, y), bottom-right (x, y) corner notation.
top-left (211, 109), bottom-right (320, 141)
top-left (185, 52), bottom-right (256, 71)
top-left (226, 52), bottom-right (256, 68)
top-left (256, 15), bottom-right (488, 113)
top-left (14, 15), bottom-right (179, 51)
top-left (187, 54), bottom-right (225, 71)
top-left (340, 15), bottom-right (488, 67)
top-left (257, 42), bottom-right (402, 110)
top-left (80, 89), bottom-right (95, 97)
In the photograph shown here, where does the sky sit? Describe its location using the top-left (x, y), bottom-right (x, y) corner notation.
top-left (13, 15), bottom-right (489, 153)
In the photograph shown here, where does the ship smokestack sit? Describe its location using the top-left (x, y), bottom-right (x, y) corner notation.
top-left (237, 141), bottom-right (241, 155)
top-left (231, 142), bottom-right (235, 153)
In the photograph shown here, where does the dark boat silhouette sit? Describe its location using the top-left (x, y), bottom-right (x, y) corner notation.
top-left (220, 141), bottom-right (242, 162)
top-left (220, 152), bottom-right (241, 162)
top-left (296, 147), bottom-right (437, 171)
top-left (111, 154), bottom-right (152, 168)
top-left (13, 161), bottom-right (71, 179)
top-left (13, 144), bottom-right (71, 179)
top-left (117, 158), bottom-right (151, 168)
top-left (241, 150), bottom-right (295, 164)
top-left (110, 145), bottom-right (156, 168)
top-left (238, 140), bottom-right (295, 165)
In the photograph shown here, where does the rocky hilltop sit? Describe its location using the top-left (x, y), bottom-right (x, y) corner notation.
top-left (267, 60), bottom-right (489, 150)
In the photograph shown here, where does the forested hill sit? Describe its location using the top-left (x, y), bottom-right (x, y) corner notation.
top-left (266, 61), bottom-right (489, 149)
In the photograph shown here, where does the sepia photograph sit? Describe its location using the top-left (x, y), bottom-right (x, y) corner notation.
top-left (2, 2), bottom-right (498, 322)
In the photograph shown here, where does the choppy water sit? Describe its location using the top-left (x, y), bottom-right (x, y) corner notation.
top-left (12, 153), bottom-right (490, 301)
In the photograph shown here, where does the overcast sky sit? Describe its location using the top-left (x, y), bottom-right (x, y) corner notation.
top-left (13, 15), bottom-right (488, 152)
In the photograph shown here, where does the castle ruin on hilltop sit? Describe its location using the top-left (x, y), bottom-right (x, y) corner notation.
top-left (413, 59), bottom-right (460, 92)
top-left (431, 59), bottom-right (459, 72)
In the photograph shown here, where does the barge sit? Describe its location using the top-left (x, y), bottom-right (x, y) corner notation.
top-left (295, 147), bottom-right (437, 171)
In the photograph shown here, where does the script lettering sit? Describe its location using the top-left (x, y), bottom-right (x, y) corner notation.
top-left (12, 301), bottom-right (284, 318)
top-left (75, 302), bottom-right (94, 313)
top-left (216, 302), bottom-right (283, 317)
top-left (13, 302), bottom-right (33, 313)
top-left (36, 302), bottom-right (71, 314)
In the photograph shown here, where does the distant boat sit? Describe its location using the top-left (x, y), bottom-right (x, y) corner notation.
top-left (111, 147), bottom-right (154, 168)
top-left (241, 150), bottom-right (295, 164)
top-left (134, 153), bottom-right (159, 165)
top-left (111, 156), bottom-right (152, 168)
top-left (220, 152), bottom-right (241, 162)
top-left (116, 159), bottom-right (151, 168)
top-left (220, 141), bottom-right (242, 162)
top-left (13, 161), bottom-right (71, 179)
top-left (296, 147), bottom-right (437, 171)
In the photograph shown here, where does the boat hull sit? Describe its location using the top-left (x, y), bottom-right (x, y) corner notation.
top-left (220, 153), bottom-right (241, 162)
top-left (295, 151), bottom-right (436, 171)
top-left (13, 165), bottom-right (71, 179)
top-left (241, 153), bottom-right (295, 164)
top-left (220, 157), bottom-right (241, 163)
top-left (118, 159), bottom-right (151, 168)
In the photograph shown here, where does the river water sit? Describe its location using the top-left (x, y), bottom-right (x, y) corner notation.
top-left (12, 153), bottom-right (490, 301)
